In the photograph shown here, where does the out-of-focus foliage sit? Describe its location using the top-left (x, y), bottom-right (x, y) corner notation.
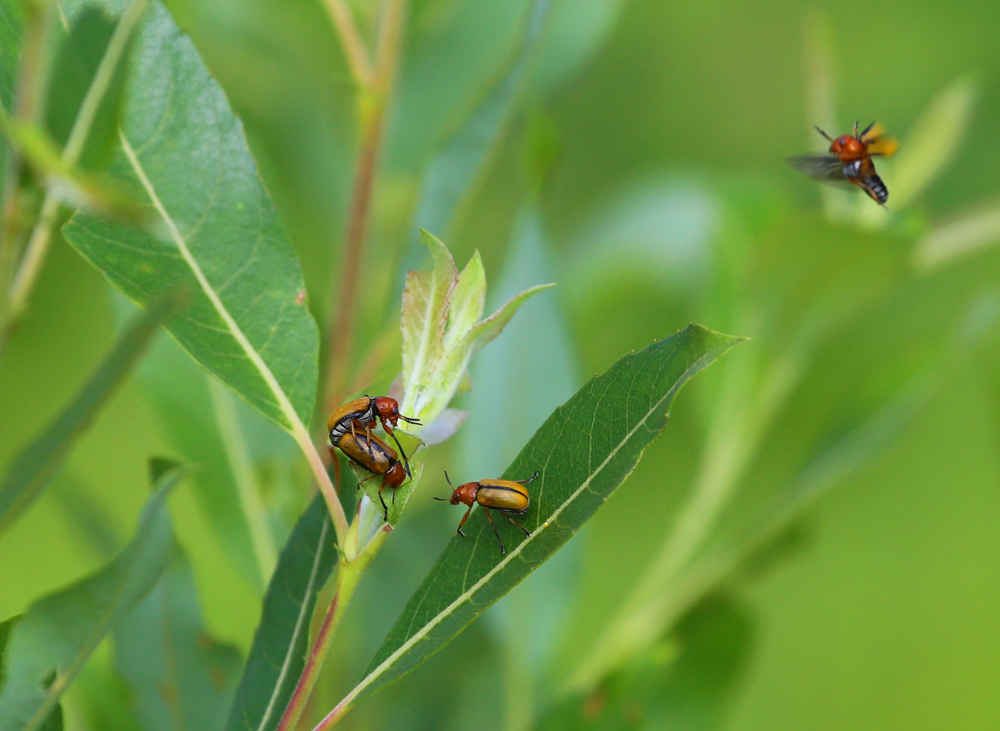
top-left (2, 0), bottom-right (1000, 730)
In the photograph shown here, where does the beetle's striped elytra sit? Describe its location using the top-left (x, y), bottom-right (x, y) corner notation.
top-left (337, 431), bottom-right (407, 521)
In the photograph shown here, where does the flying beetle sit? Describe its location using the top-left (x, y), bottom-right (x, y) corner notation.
top-left (786, 120), bottom-right (899, 205)
top-left (327, 395), bottom-right (421, 477)
top-left (337, 431), bottom-right (407, 521)
top-left (435, 471), bottom-right (539, 555)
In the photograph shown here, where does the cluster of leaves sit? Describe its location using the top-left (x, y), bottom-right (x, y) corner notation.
top-left (0, 1), bottom-right (741, 729)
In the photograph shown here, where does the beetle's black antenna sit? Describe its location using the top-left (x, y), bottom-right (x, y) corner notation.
top-left (853, 120), bottom-right (859, 138)
top-left (444, 470), bottom-right (453, 487)
top-left (814, 126), bottom-right (833, 141)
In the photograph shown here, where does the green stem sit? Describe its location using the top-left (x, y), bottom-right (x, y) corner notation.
top-left (320, 0), bottom-right (372, 88)
top-left (6, 0), bottom-right (149, 323)
top-left (275, 525), bottom-right (391, 731)
top-left (0, 0), bottom-right (52, 353)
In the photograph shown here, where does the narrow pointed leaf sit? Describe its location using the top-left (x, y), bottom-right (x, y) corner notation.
top-left (468, 282), bottom-right (555, 353)
top-left (0, 618), bottom-right (58, 731)
top-left (63, 2), bottom-right (319, 433)
top-left (0, 0), bottom-right (23, 202)
top-left (535, 594), bottom-right (753, 731)
top-left (414, 0), bottom-right (551, 236)
top-left (335, 324), bottom-right (743, 712)
top-left (0, 464), bottom-right (182, 731)
top-left (401, 229), bottom-right (458, 390)
top-left (0, 299), bottom-right (169, 536)
top-left (115, 546), bottom-right (242, 731)
top-left (224, 492), bottom-right (338, 731)
top-left (442, 251), bottom-right (486, 352)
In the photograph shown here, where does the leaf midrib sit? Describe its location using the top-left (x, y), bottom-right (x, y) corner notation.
top-left (339, 348), bottom-right (715, 709)
top-left (119, 131), bottom-right (305, 435)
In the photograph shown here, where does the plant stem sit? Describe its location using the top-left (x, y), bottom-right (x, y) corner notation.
top-left (6, 0), bottom-right (149, 324)
top-left (324, 0), bottom-right (409, 411)
top-left (294, 424), bottom-right (351, 544)
top-left (0, 0), bottom-right (52, 355)
top-left (320, 0), bottom-right (372, 88)
top-left (275, 524), bottom-right (391, 731)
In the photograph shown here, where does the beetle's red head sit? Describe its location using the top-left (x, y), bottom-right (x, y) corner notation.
top-left (384, 461), bottom-right (407, 488)
top-left (434, 472), bottom-right (477, 506)
top-left (373, 396), bottom-right (421, 427)
top-left (373, 396), bottom-right (400, 423)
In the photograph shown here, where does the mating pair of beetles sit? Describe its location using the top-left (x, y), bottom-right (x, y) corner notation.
top-left (327, 395), bottom-right (537, 554)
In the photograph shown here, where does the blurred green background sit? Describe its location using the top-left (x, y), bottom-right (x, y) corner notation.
top-left (2, 0), bottom-right (1000, 729)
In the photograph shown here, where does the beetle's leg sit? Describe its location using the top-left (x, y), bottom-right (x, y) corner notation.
top-left (378, 483), bottom-right (389, 521)
top-left (484, 509), bottom-right (506, 554)
top-left (357, 469), bottom-right (377, 489)
top-left (515, 471), bottom-right (540, 485)
top-left (362, 421), bottom-right (376, 462)
top-left (349, 419), bottom-right (370, 461)
top-left (504, 514), bottom-right (531, 538)
top-left (456, 505), bottom-right (473, 538)
top-left (383, 421), bottom-right (412, 478)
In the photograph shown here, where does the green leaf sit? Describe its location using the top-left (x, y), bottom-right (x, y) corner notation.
top-left (224, 491), bottom-right (339, 731)
top-left (914, 202), bottom-right (1000, 271)
top-left (0, 463), bottom-right (182, 731)
top-left (388, 0), bottom-right (532, 173)
top-left (114, 545), bottom-right (242, 731)
top-left (338, 324), bottom-right (743, 711)
top-left (0, 1), bottom-right (21, 116)
top-left (44, 4), bottom-right (124, 171)
top-left (535, 594), bottom-right (753, 731)
top-left (134, 325), bottom-right (279, 591)
top-left (414, 0), bottom-right (551, 237)
top-left (63, 2), bottom-right (320, 435)
top-left (399, 229), bottom-right (553, 428)
top-left (876, 75), bottom-right (977, 213)
top-left (0, 299), bottom-right (169, 536)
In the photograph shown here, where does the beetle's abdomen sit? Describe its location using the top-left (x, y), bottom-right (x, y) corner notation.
top-left (327, 398), bottom-right (376, 445)
top-left (476, 482), bottom-right (530, 513)
top-left (863, 174), bottom-right (888, 204)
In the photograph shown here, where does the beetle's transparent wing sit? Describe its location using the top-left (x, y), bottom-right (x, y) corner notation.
top-left (785, 155), bottom-right (854, 188)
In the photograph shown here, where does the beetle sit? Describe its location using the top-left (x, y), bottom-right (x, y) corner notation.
top-left (434, 470), bottom-right (539, 554)
top-left (786, 120), bottom-right (899, 205)
top-left (327, 396), bottom-right (421, 476)
top-left (337, 431), bottom-right (407, 521)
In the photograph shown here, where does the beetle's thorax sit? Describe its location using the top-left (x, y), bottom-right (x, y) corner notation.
top-left (830, 135), bottom-right (866, 159)
top-left (451, 483), bottom-right (479, 506)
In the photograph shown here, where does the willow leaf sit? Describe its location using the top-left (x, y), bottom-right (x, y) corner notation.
top-left (63, 2), bottom-right (319, 435)
top-left (0, 464), bottom-right (182, 731)
top-left (224, 492), bottom-right (338, 731)
top-left (0, 299), bottom-right (168, 536)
